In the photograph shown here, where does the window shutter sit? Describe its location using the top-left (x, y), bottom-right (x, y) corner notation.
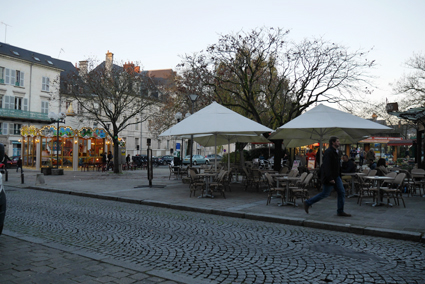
top-left (9, 96), bottom-right (15, 109)
top-left (2, 123), bottom-right (7, 135)
top-left (9, 123), bottom-right (14, 135)
top-left (11, 70), bottom-right (16, 85)
top-left (4, 95), bottom-right (10, 109)
top-left (5, 68), bottom-right (10, 84)
top-left (46, 77), bottom-right (50, 91)
top-left (23, 98), bottom-right (28, 111)
top-left (20, 72), bottom-right (24, 87)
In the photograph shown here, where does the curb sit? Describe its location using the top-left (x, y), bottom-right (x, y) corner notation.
top-left (20, 185), bottom-right (425, 243)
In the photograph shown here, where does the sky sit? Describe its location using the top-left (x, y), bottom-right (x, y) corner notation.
top-left (1, 0), bottom-right (424, 104)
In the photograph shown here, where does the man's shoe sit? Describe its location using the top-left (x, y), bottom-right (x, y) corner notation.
top-left (304, 201), bottom-right (309, 214)
top-left (337, 212), bottom-right (352, 217)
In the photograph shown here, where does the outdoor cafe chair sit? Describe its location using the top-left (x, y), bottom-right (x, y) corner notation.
top-left (380, 173), bottom-right (406, 207)
top-left (209, 170), bottom-right (227, 198)
top-left (356, 175), bottom-right (374, 206)
top-left (264, 172), bottom-right (285, 205)
top-left (289, 172), bottom-right (313, 206)
top-left (279, 166), bottom-right (289, 174)
top-left (169, 164), bottom-right (180, 180)
top-left (189, 169), bottom-right (205, 198)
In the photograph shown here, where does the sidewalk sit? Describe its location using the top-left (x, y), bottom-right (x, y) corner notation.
top-left (3, 167), bottom-right (425, 242)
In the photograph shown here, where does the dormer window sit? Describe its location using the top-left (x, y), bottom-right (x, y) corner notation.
top-left (33, 56), bottom-right (40, 62)
top-left (11, 50), bottom-right (20, 56)
top-left (46, 60), bottom-right (53, 65)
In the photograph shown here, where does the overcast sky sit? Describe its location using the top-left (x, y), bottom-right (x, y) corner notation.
top-left (1, 0), bottom-right (423, 104)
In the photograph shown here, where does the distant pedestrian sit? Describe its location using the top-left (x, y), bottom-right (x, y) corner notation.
top-left (16, 157), bottom-right (23, 173)
top-left (126, 154), bottom-right (131, 168)
top-left (359, 148), bottom-right (365, 166)
top-left (366, 149), bottom-right (375, 162)
top-left (304, 136), bottom-right (351, 217)
top-left (107, 151), bottom-right (113, 170)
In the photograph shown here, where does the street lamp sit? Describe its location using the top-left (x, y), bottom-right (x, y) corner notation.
top-left (189, 94), bottom-right (198, 167)
top-left (48, 112), bottom-right (66, 169)
top-left (175, 112), bottom-right (183, 165)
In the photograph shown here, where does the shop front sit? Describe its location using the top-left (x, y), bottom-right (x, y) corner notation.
top-left (20, 125), bottom-right (112, 171)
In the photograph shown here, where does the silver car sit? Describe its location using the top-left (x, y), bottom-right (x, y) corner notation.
top-left (182, 155), bottom-right (209, 165)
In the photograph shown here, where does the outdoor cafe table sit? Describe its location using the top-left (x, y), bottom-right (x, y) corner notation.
top-left (196, 172), bottom-right (217, 198)
top-left (275, 176), bottom-right (301, 206)
top-left (363, 176), bottom-right (395, 207)
top-left (342, 172), bottom-right (365, 198)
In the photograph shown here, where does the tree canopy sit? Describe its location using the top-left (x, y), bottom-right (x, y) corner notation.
top-left (62, 59), bottom-right (158, 173)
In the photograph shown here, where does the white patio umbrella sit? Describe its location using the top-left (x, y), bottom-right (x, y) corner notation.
top-left (159, 102), bottom-right (273, 170)
top-left (269, 104), bottom-right (392, 165)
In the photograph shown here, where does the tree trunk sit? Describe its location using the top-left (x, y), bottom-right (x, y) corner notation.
top-left (113, 139), bottom-right (120, 174)
top-left (271, 139), bottom-right (283, 172)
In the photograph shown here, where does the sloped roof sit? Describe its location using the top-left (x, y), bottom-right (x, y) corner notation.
top-left (0, 41), bottom-right (75, 73)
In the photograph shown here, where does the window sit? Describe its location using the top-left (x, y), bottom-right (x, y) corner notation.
top-left (3, 68), bottom-right (24, 86)
top-left (135, 138), bottom-right (139, 151)
top-left (77, 102), bottom-right (82, 114)
top-left (65, 101), bottom-right (72, 110)
top-left (0, 67), bottom-right (4, 84)
top-left (42, 76), bottom-right (50, 91)
top-left (41, 101), bottom-right (49, 114)
top-left (13, 124), bottom-right (22, 135)
top-left (12, 97), bottom-right (28, 111)
top-left (16, 70), bottom-right (24, 87)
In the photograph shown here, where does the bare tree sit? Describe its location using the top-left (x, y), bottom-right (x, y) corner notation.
top-left (177, 27), bottom-right (376, 169)
top-left (62, 59), bottom-right (158, 173)
top-left (394, 52), bottom-right (425, 107)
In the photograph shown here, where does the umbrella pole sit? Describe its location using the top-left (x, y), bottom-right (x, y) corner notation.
top-left (228, 139), bottom-right (230, 171)
top-left (214, 134), bottom-right (217, 171)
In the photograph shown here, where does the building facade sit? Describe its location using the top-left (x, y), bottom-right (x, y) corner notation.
top-left (0, 42), bottom-right (74, 157)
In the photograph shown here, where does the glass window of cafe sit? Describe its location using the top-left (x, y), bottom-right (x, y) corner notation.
top-left (40, 136), bottom-right (74, 168)
top-left (22, 137), bottom-right (36, 167)
top-left (78, 138), bottom-right (104, 166)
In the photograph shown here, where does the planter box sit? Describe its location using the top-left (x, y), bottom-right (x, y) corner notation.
top-left (52, 169), bottom-right (64, 175)
top-left (41, 168), bottom-right (52, 175)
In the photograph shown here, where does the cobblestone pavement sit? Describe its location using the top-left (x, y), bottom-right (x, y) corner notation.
top-left (4, 188), bottom-right (425, 284)
top-left (0, 234), bottom-right (179, 284)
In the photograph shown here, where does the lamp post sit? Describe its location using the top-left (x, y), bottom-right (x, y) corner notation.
top-left (188, 94), bottom-right (198, 167)
top-left (175, 112), bottom-right (183, 165)
top-left (48, 112), bottom-right (66, 169)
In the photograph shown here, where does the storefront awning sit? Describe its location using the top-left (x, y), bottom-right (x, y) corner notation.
top-left (387, 139), bottom-right (413, 146)
top-left (359, 137), bottom-right (403, 144)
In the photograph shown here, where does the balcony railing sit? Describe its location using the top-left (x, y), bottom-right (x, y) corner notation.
top-left (0, 108), bottom-right (50, 121)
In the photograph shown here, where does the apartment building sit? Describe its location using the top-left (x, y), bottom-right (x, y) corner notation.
top-left (0, 42), bottom-right (74, 156)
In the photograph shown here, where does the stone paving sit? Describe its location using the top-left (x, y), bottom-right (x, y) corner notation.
top-left (4, 167), bottom-right (424, 240)
top-left (3, 187), bottom-right (425, 283)
top-left (0, 234), bottom-right (180, 284)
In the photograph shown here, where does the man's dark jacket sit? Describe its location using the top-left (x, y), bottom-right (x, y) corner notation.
top-left (321, 146), bottom-right (341, 185)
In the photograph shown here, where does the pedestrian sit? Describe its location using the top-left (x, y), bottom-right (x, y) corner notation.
top-left (126, 154), bottom-right (131, 168)
top-left (107, 151), bottom-right (113, 170)
top-left (304, 136), bottom-right (351, 217)
top-left (359, 148), bottom-right (365, 166)
top-left (369, 159), bottom-right (377, 170)
top-left (350, 148), bottom-right (357, 160)
top-left (16, 157), bottom-right (23, 173)
top-left (366, 148), bottom-right (375, 162)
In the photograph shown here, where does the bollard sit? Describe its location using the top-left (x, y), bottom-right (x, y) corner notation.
top-left (5, 170), bottom-right (8, 182)
top-left (21, 172), bottom-right (24, 184)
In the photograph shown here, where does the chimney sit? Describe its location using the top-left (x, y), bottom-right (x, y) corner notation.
top-left (106, 50), bottom-right (114, 73)
top-left (79, 60), bottom-right (88, 77)
top-left (372, 113), bottom-right (378, 121)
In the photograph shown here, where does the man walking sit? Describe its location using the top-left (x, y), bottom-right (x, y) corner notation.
top-left (304, 136), bottom-right (351, 217)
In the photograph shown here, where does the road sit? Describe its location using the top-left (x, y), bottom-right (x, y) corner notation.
top-left (4, 187), bottom-right (425, 284)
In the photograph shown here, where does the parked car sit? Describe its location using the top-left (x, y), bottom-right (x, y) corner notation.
top-left (182, 155), bottom-right (209, 165)
top-left (0, 171), bottom-right (6, 235)
top-left (205, 154), bottom-right (223, 162)
top-left (161, 155), bottom-right (174, 165)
